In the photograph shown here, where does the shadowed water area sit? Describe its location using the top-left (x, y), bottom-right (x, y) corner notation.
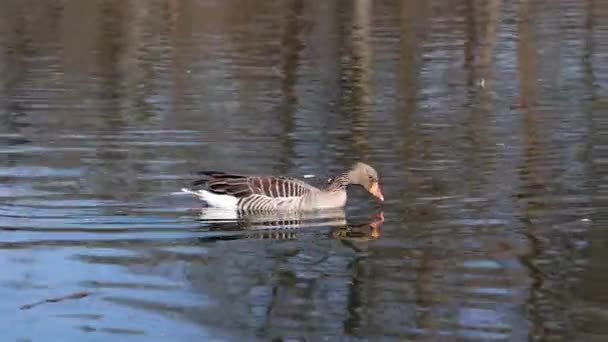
top-left (0, 0), bottom-right (606, 341)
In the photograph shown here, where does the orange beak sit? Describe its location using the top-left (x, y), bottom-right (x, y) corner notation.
top-left (369, 182), bottom-right (384, 201)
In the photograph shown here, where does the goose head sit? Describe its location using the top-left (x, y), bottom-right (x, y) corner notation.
top-left (347, 162), bottom-right (384, 201)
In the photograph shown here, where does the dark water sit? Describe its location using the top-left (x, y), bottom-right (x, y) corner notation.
top-left (1, 0), bottom-right (606, 340)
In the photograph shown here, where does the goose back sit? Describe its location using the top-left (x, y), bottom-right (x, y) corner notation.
top-left (193, 171), bottom-right (320, 211)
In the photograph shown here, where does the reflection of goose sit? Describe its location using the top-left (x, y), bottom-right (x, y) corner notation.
top-left (181, 162), bottom-right (383, 211)
top-left (196, 207), bottom-right (384, 242)
top-left (198, 207), bottom-right (348, 230)
top-left (332, 212), bottom-right (384, 241)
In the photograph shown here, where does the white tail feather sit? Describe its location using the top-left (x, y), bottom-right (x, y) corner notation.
top-left (181, 188), bottom-right (238, 209)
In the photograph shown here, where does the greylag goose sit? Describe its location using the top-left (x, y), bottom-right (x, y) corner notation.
top-left (181, 162), bottom-right (383, 211)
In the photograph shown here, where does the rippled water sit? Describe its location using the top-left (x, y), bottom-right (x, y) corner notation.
top-left (1, 0), bottom-right (606, 341)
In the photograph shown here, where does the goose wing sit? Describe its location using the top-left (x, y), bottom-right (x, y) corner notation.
top-left (193, 171), bottom-right (318, 199)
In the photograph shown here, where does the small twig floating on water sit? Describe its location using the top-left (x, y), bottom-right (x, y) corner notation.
top-left (20, 291), bottom-right (91, 310)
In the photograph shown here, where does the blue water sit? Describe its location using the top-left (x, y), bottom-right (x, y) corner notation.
top-left (0, 0), bottom-right (606, 341)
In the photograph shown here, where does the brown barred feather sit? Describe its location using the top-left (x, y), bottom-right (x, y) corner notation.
top-left (191, 173), bottom-right (316, 199)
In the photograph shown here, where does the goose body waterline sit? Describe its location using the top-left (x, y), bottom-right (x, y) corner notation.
top-left (180, 162), bottom-right (384, 212)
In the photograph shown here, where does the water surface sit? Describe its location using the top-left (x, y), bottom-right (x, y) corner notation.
top-left (0, 0), bottom-right (606, 341)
